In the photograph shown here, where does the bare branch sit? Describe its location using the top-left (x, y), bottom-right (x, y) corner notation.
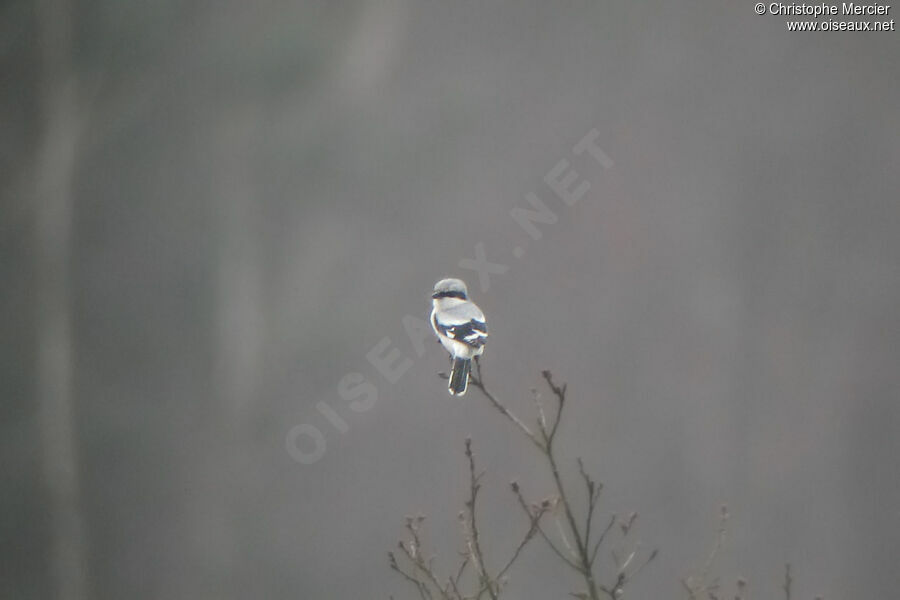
top-left (395, 366), bottom-right (661, 600)
top-left (703, 506), bottom-right (729, 582)
top-left (452, 552), bottom-right (470, 593)
top-left (532, 388), bottom-right (548, 435)
top-left (497, 487), bottom-right (549, 581)
top-left (511, 483), bottom-right (582, 572)
top-left (541, 370), bottom-right (566, 444)
top-left (464, 439), bottom-right (498, 600)
top-left (398, 538), bottom-right (447, 600)
top-left (622, 548), bottom-right (659, 586)
top-left (554, 511), bottom-right (579, 562)
top-left (389, 550), bottom-right (432, 600)
top-left (470, 361), bottom-right (542, 449)
top-left (683, 505), bottom-right (730, 600)
top-left (590, 515), bottom-right (617, 565)
top-left (577, 457), bottom-right (602, 550)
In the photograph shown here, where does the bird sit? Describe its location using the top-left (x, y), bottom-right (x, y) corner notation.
top-left (430, 278), bottom-right (487, 396)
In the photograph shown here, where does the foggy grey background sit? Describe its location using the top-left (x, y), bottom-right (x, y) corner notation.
top-left (3, 1), bottom-right (899, 598)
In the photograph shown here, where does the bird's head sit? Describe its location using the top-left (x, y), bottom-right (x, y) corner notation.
top-left (432, 278), bottom-right (468, 300)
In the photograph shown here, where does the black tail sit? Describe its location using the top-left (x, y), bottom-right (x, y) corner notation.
top-left (449, 357), bottom-right (471, 396)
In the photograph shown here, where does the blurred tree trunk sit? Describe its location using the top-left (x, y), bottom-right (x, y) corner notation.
top-left (34, 0), bottom-right (88, 599)
top-left (214, 107), bottom-right (264, 425)
top-left (185, 105), bottom-right (263, 598)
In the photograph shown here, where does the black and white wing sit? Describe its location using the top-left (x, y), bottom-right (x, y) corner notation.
top-left (433, 304), bottom-right (488, 349)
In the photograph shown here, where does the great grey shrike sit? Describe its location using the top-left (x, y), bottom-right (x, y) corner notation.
top-left (430, 278), bottom-right (487, 396)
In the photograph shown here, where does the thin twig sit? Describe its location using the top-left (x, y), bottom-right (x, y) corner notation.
top-left (590, 515), bottom-right (617, 565)
top-left (532, 388), bottom-right (548, 433)
top-left (540, 371), bottom-right (601, 600)
top-left (683, 506), bottom-right (730, 600)
top-left (702, 506), bottom-right (729, 583)
top-left (578, 457), bottom-right (601, 551)
top-left (397, 542), bottom-right (443, 600)
top-left (470, 361), bottom-right (542, 449)
top-left (464, 439), bottom-right (498, 600)
top-left (389, 551), bottom-right (431, 600)
top-left (511, 483), bottom-right (582, 572)
top-left (623, 548), bottom-right (659, 586)
top-left (452, 553), bottom-right (469, 592)
top-left (541, 371), bottom-right (567, 444)
top-left (497, 489), bottom-right (548, 581)
top-left (554, 512), bottom-right (579, 561)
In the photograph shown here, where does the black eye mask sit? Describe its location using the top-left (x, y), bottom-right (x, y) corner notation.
top-left (432, 290), bottom-right (467, 300)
